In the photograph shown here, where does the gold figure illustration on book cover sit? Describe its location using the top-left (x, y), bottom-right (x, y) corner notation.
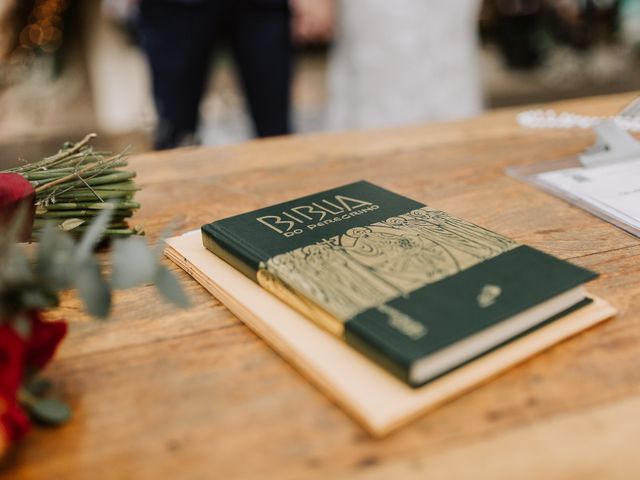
top-left (259, 207), bottom-right (518, 325)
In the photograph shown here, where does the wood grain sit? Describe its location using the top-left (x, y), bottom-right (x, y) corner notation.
top-left (4, 93), bottom-right (640, 479)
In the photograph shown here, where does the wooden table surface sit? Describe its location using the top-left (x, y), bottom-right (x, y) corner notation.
top-left (5, 93), bottom-right (640, 479)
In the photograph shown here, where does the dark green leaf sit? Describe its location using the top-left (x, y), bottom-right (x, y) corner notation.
top-left (155, 265), bottom-right (190, 308)
top-left (24, 376), bottom-right (53, 396)
top-left (20, 288), bottom-right (58, 310)
top-left (26, 397), bottom-right (72, 425)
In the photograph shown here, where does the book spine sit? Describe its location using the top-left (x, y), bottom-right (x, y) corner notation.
top-left (201, 224), bottom-right (263, 281)
top-left (202, 223), bottom-right (345, 336)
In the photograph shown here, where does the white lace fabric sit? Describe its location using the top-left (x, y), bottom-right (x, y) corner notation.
top-left (326, 0), bottom-right (483, 131)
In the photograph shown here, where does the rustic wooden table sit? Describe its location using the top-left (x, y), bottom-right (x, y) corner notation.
top-left (6, 93), bottom-right (640, 479)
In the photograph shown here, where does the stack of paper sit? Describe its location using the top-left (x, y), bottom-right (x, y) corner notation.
top-left (537, 158), bottom-right (640, 231)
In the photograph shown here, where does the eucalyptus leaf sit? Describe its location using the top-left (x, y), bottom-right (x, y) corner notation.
top-left (37, 221), bottom-right (67, 259)
top-left (36, 222), bottom-right (75, 290)
top-left (74, 258), bottom-right (111, 318)
top-left (111, 236), bottom-right (157, 289)
top-left (153, 216), bottom-right (182, 258)
top-left (75, 208), bottom-right (114, 260)
top-left (0, 244), bottom-right (34, 288)
top-left (20, 288), bottom-right (58, 310)
top-left (155, 265), bottom-right (190, 308)
top-left (25, 397), bottom-right (72, 425)
top-left (24, 376), bottom-right (54, 396)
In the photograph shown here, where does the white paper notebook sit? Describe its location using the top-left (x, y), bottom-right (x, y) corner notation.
top-left (165, 230), bottom-right (616, 437)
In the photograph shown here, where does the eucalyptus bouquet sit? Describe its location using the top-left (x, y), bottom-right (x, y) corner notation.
top-left (0, 206), bottom-right (189, 450)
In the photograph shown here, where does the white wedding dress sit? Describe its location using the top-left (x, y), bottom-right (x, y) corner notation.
top-left (327, 0), bottom-right (483, 131)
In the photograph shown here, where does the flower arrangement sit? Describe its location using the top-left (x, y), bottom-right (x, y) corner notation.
top-left (0, 139), bottom-right (188, 453)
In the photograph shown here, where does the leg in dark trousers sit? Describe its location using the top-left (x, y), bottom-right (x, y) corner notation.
top-left (231, 1), bottom-right (293, 137)
top-left (137, 1), bottom-right (225, 149)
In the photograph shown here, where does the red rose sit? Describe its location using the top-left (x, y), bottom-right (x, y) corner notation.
top-left (0, 172), bottom-right (35, 241)
top-left (0, 322), bottom-right (28, 442)
top-left (0, 311), bottom-right (67, 443)
top-left (0, 396), bottom-right (30, 443)
top-left (0, 324), bottom-right (25, 410)
top-left (24, 311), bottom-right (67, 371)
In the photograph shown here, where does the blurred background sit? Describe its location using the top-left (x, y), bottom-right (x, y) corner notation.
top-left (1, 0), bottom-right (640, 169)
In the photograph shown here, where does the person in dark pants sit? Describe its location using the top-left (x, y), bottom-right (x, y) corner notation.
top-left (137, 0), bottom-right (292, 150)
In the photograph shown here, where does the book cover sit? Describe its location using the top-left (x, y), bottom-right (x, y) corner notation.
top-left (201, 181), bottom-right (596, 386)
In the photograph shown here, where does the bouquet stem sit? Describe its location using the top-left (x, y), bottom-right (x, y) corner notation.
top-left (1, 134), bottom-right (143, 238)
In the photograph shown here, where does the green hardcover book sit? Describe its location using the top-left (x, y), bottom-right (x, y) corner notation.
top-left (201, 181), bottom-right (596, 387)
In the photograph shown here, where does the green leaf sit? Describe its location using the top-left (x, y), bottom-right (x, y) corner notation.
top-left (74, 257), bottom-right (111, 318)
top-left (153, 216), bottom-right (182, 258)
top-left (75, 207), bottom-right (114, 260)
top-left (20, 288), bottom-right (58, 310)
top-left (111, 236), bottom-right (157, 288)
top-left (36, 222), bottom-right (75, 290)
top-left (26, 397), bottom-right (72, 425)
top-left (24, 376), bottom-right (53, 396)
top-left (155, 265), bottom-right (190, 308)
top-left (0, 244), bottom-right (33, 288)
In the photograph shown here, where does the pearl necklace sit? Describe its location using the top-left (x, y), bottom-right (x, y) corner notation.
top-left (517, 97), bottom-right (640, 132)
top-left (517, 109), bottom-right (640, 132)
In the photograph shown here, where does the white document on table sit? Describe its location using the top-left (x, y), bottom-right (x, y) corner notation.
top-left (536, 158), bottom-right (640, 230)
